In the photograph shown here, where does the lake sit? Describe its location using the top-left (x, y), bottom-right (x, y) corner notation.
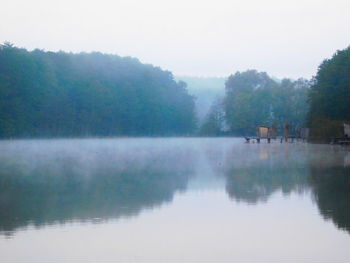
top-left (0, 138), bottom-right (349, 263)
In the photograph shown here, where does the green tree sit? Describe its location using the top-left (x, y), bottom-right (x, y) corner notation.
top-left (223, 70), bottom-right (309, 136)
top-left (308, 46), bottom-right (350, 140)
top-left (0, 44), bottom-right (196, 138)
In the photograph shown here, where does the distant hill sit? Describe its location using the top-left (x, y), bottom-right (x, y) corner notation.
top-left (176, 76), bottom-right (226, 124)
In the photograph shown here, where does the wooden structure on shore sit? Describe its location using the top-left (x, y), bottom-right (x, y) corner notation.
top-left (245, 124), bottom-right (309, 143)
top-left (244, 125), bottom-right (277, 143)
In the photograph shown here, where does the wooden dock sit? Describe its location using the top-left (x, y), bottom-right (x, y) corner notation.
top-left (244, 125), bottom-right (308, 143)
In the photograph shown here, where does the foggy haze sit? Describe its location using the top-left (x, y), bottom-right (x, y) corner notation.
top-left (1, 0), bottom-right (349, 79)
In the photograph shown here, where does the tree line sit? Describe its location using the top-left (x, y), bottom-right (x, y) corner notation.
top-left (200, 70), bottom-right (310, 136)
top-left (1, 42), bottom-right (348, 139)
top-left (0, 43), bottom-right (196, 138)
top-left (201, 45), bottom-right (350, 139)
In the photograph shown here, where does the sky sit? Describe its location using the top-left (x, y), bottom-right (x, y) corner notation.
top-left (1, 0), bottom-right (349, 79)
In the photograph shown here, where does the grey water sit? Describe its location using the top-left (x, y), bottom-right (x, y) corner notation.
top-left (0, 138), bottom-right (350, 263)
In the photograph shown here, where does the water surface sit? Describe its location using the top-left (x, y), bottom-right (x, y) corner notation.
top-left (0, 138), bottom-right (349, 263)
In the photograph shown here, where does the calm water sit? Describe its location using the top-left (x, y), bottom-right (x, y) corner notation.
top-left (0, 138), bottom-right (350, 263)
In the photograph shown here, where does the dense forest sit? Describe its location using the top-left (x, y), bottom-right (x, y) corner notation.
top-left (200, 70), bottom-right (310, 136)
top-left (308, 46), bottom-right (350, 140)
top-left (1, 42), bottom-right (349, 139)
top-left (0, 43), bottom-right (196, 138)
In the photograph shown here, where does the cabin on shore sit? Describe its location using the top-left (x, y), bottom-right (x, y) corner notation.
top-left (245, 125), bottom-right (277, 143)
top-left (258, 126), bottom-right (269, 139)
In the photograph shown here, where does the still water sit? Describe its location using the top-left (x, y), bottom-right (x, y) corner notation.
top-left (0, 138), bottom-right (349, 263)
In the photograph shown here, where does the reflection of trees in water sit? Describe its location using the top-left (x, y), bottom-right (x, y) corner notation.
top-left (309, 150), bottom-right (350, 234)
top-left (221, 144), bottom-right (350, 234)
top-left (2, 139), bottom-right (350, 238)
top-left (0, 142), bottom-right (196, 236)
top-left (221, 144), bottom-right (310, 204)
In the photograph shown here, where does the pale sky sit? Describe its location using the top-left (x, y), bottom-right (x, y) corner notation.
top-left (1, 0), bottom-right (349, 79)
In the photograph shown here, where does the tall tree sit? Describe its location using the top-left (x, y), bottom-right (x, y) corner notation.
top-left (308, 46), bottom-right (350, 140)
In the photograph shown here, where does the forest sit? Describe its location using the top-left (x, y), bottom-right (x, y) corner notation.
top-left (200, 70), bottom-right (310, 136)
top-left (0, 43), bottom-right (196, 138)
top-left (201, 45), bottom-right (350, 139)
top-left (0, 43), bottom-right (349, 139)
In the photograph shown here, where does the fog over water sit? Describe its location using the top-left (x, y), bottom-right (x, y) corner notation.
top-left (0, 138), bottom-right (350, 262)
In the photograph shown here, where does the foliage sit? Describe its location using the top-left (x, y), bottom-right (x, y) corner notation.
top-left (0, 44), bottom-right (196, 138)
top-left (308, 46), bottom-right (350, 140)
top-left (223, 70), bottom-right (309, 136)
top-left (309, 118), bottom-right (343, 141)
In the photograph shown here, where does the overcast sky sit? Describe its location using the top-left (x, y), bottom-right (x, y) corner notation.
top-left (1, 0), bottom-right (349, 79)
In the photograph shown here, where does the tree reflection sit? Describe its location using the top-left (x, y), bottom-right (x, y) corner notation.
top-left (309, 150), bottom-right (350, 233)
top-left (222, 143), bottom-right (350, 235)
top-left (221, 144), bottom-right (310, 204)
top-left (0, 140), bottom-right (195, 236)
top-left (1, 139), bottom-right (350, 239)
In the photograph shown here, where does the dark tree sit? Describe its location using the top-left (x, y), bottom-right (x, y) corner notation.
top-left (308, 46), bottom-right (350, 140)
